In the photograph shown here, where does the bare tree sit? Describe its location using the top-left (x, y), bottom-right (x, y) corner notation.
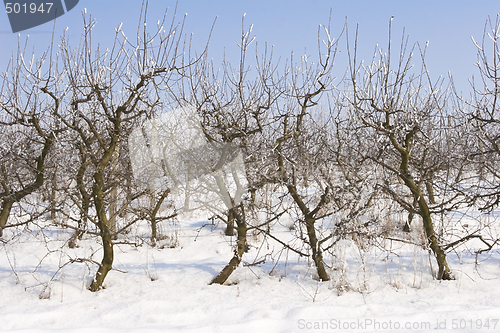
top-left (0, 42), bottom-right (60, 238)
top-left (345, 21), bottom-right (455, 280)
top-left (268, 20), bottom-right (343, 282)
top-left (176, 18), bottom-right (280, 285)
top-left (43, 3), bottom-right (196, 291)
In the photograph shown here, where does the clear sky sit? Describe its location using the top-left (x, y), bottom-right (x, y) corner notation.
top-left (1, 0), bottom-right (499, 95)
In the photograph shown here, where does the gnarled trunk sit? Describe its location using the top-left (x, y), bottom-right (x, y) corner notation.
top-left (88, 172), bottom-right (115, 291)
top-left (396, 143), bottom-right (453, 280)
top-left (305, 215), bottom-right (329, 281)
top-left (210, 205), bottom-right (247, 285)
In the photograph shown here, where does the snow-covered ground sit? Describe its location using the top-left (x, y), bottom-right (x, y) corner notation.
top-left (0, 216), bottom-right (499, 333)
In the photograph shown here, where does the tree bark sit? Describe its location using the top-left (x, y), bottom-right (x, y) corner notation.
top-left (408, 178), bottom-right (453, 279)
top-left (69, 153), bottom-right (91, 248)
top-left (0, 199), bottom-right (14, 237)
top-left (87, 123), bottom-right (119, 291)
top-left (403, 196), bottom-right (418, 232)
top-left (224, 214), bottom-right (236, 236)
top-left (88, 172), bottom-right (114, 291)
top-left (210, 205), bottom-right (247, 285)
top-left (305, 215), bottom-right (329, 281)
top-left (426, 181), bottom-right (436, 205)
top-left (49, 166), bottom-right (57, 221)
top-left (149, 188), bottom-right (170, 245)
top-left (108, 146), bottom-right (120, 237)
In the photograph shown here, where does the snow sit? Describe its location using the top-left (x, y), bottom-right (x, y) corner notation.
top-left (0, 216), bottom-right (499, 333)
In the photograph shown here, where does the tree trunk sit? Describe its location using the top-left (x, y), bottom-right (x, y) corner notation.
top-left (109, 187), bottom-right (117, 236)
top-left (389, 132), bottom-right (453, 280)
top-left (49, 167), bottom-right (57, 221)
top-left (70, 151), bottom-right (91, 248)
top-left (276, 143), bottom-right (330, 281)
top-left (287, 188), bottom-right (329, 281)
top-left (88, 226), bottom-right (114, 292)
top-left (403, 196), bottom-right (418, 232)
top-left (0, 199), bottom-right (14, 237)
top-left (305, 216), bottom-right (330, 281)
top-left (224, 214), bottom-right (236, 236)
top-left (414, 187), bottom-right (453, 280)
top-left (400, 168), bottom-right (453, 280)
top-left (148, 188), bottom-right (170, 245)
top-left (210, 206), bottom-right (247, 285)
top-left (68, 200), bottom-right (88, 248)
top-left (150, 190), bottom-right (157, 243)
top-left (425, 181), bottom-right (436, 204)
top-left (88, 172), bottom-right (114, 292)
top-left (108, 146), bottom-right (120, 237)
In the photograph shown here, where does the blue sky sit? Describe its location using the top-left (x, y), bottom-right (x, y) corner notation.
top-left (1, 0), bottom-right (499, 94)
